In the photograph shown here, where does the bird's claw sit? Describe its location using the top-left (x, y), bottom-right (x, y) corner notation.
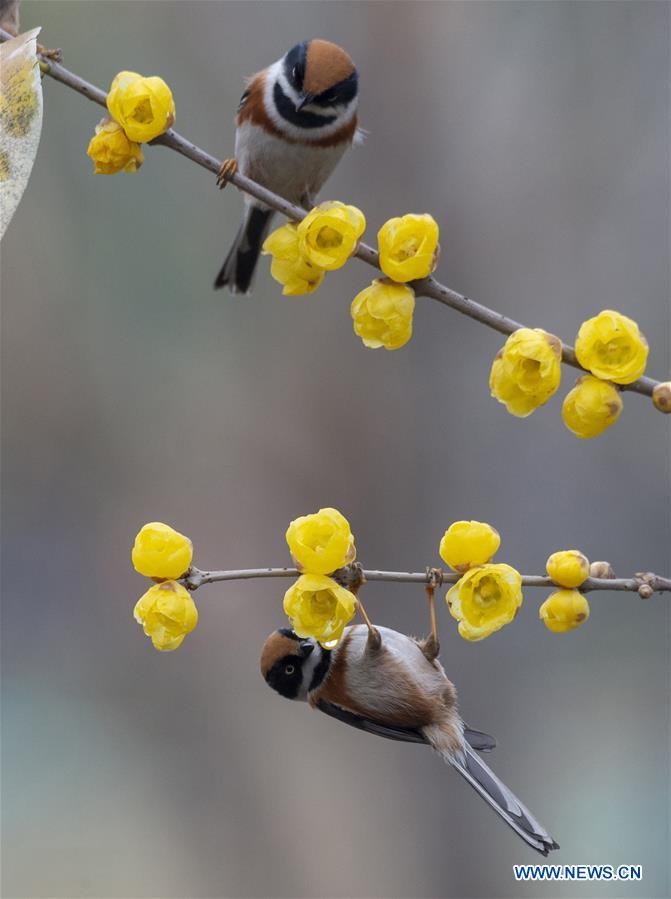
top-left (37, 44), bottom-right (63, 62)
top-left (216, 158), bottom-right (238, 189)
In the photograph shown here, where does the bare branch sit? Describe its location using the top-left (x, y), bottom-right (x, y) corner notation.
top-left (181, 564), bottom-right (671, 596)
top-left (1, 26), bottom-right (663, 399)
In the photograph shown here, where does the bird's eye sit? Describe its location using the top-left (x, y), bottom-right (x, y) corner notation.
top-left (285, 664), bottom-right (295, 675)
top-left (292, 66), bottom-right (298, 81)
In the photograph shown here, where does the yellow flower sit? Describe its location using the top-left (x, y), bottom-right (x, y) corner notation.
top-left (546, 550), bottom-right (590, 588)
top-left (378, 213), bottom-right (440, 282)
top-left (107, 70), bottom-right (175, 143)
top-left (284, 574), bottom-right (357, 648)
top-left (132, 521), bottom-right (193, 580)
top-left (539, 589), bottom-right (590, 633)
top-left (297, 201), bottom-right (366, 270)
top-left (446, 563), bottom-right (523, 641)
top-left (86, 117), bottom-right (144, 174)
top-left (351, 279), bottom-right (415, 350)
top-left (439, 521), bottom-right (500, 573)
top-left (489, 328), bottom-right (562, 417)
top-left (574, 309), bottom-right (648, 384)
top-left (562, 375), bottom-right (623, 438)
top-left (133, 580), bottom-right (198, 651)
top-left (262, 223), bottom-right (325, 295)
top-left (286, 507), bottom-right (355, 575)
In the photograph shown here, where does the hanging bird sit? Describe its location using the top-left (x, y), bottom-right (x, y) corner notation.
top-left (214, 39), bottom-right (360, 293)
top-left (261, 621), bottom-right (559, 856)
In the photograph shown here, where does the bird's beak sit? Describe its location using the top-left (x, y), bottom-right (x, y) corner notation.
top-left (295, 92), bottom-right (314, 112)
top-left (299, 640), bottom-right (314, 657)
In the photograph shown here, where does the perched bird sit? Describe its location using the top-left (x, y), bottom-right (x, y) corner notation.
top-left (214, 39), bottom-right (360, 293)
top-left (261, 623), bottom-right (559, 855)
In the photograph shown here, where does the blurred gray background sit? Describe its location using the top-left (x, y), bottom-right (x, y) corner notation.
top-left (2, 2), bottom-right (669, 897)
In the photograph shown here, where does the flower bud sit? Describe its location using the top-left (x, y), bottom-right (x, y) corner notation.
top-left (589, 560), bottom-right (614, 579)
top-left (652, 382), bottom-right (671, 414)
top-left (562, 375), bottom-right (623, 438)
top-left (132, 522), bottom-right (193, 580)
top-left (286, 507), bottom-right (355, 575)
top-left (439, 521), bottom-right (500, 573)
top-left (539, 589), bottom-right (590, 633)
top-left (546, 550), bottom-right (590, 588)
top-left (638, 583), bottom-right (653, 599)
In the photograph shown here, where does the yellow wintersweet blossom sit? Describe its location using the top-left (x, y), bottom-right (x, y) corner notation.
top-left (132, 521), bottom-right (193, 580)
top-left (286, 507), bottom-right (355, 575)
top-left (87, 118), bottom-right (144, 174)
top-left (439, 521), bottom-right (500, 573)
top-left (297, 201), bottom-right (366, 270)
top-left (262, 223), bottom-right (325, 295)
top-left (575, 309), bottom-right (648, 385)
top-left (539, 589), bottom-right (590, 633)
top-left (283, 573), bottom-right (357, 648)
top-left (351, 279), bottom-right (415, 350)
top-left (546, 550), bottom-right (590, 588)
top-left (378, 213), bottom-right (440, 282)
top-left (490, 328), bottom-right (562, 417)
top-left (134, 580), bottom-right (198, 651)
top-left (107, 71), bottom-right (175, 143)
top-left (446, 563), bottom-right (523, 641)
top-left (562, 375), bottom-right (623, 439)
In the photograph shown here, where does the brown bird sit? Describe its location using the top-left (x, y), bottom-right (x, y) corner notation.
top-left (215, 39), bottom-right (360, 293)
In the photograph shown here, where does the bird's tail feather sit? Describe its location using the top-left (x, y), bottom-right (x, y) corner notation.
top-left (425, 724), bottom-right (558, 855)
top-left (214, 205), bottom-right (274, 294)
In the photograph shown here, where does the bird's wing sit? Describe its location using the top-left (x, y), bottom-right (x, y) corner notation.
top-left (316, 699), bottom-right (428, 744)
top-left (316, 699), bottom-right (496, 752)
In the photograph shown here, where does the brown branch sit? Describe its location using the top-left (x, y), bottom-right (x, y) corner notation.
top-left (181, 564), bottom-right (671, 597)
top-left (1, 26), bottom-right (663, 399)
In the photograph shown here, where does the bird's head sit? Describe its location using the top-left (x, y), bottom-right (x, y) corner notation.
top-left (260, 628), bottom-right (329, 700)
top-left (282, 39), bottom-right (358, 113)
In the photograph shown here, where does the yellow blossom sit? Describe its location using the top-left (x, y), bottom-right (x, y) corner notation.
top-left (297, 201), bottom-right (366, 270)
top-left (446, 563), bottom-right (523, 641)
top-left (489, 328), bottom-right (562, 417)
top-left (132, 521), bottom-right (193, 580)
top-left (283, 573), bottom-right (356, 648)
top-left (378, 213), bottom-right (440, 282)
top-left (262, 223), bottom-right (325, 295)
top-left (539, 589), bottom-right (590, 633)
top-left (286, 507), bottom-right (355, 575)
top-left (562, 375), bottom-right (622, 439)
top-left (107, 70), bottom-right (175, 143)
top-left (351, 279), bottom-right (415, 350)
top-left (134, 580), bottom-right (198, 651)
top-left (546, 550), bottom-right (590, 588)
top-left (574, 309), bottom-right (648, 385)
top-left (86, 117), bottom-right (144, 174)
top-left (439, 521), bottom-right (500, 573)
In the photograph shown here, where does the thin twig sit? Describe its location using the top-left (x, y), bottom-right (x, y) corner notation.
top-left (181, 564), bottom-right (671, 596)
top-left (3, 26), bottom-right (662, 400)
